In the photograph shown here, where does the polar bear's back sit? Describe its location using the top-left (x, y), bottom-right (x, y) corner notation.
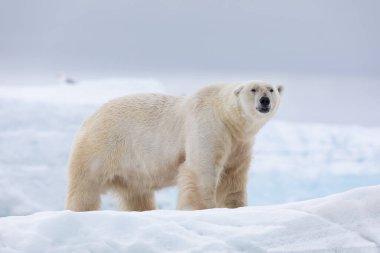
top-left (82, 93), bottom-right (185, 134)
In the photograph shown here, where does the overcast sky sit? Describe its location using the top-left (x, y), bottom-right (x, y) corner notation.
top-left (0, 0), bottom-right (379, 80)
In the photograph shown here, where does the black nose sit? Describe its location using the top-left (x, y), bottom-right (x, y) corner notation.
top-left (260, 97), bottom-right (270, 106)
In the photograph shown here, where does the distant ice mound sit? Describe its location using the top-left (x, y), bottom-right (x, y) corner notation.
top-left (0, 78), bottom-right (165, 105)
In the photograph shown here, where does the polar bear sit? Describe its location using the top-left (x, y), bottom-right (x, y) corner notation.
top-left (65, 81), bottom-right (283, 211)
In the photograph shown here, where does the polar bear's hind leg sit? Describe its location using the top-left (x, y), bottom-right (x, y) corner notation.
top-left (65, 170), bottom-right (101, 211)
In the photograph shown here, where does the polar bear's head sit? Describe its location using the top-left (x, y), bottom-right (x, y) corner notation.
top-left (234, 81), bottom-right (283, 120)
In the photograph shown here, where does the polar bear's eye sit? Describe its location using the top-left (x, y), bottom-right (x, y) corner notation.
top-left (251, 89), bottom-right (256, 93)
top-left (270, 89), bottom-right (274, 93)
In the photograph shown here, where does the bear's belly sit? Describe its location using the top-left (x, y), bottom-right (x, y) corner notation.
top-left (118, 142), bottom-right (185, 190)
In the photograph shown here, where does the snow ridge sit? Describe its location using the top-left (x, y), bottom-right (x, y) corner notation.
top-left (0, 186), bottom-right (379, 253)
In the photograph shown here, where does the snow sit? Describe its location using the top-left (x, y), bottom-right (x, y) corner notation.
top-left (0, 78), bottom-right (164, 105)
top-left (0, 185), bottom-right (379, 253)
top-left (0, 78), bottom-right (379, 252)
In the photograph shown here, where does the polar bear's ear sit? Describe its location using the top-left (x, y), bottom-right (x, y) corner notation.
top-left (277, 85), bottom-right (284, 95)
top-left (234, 86), bottom-right (244, 96)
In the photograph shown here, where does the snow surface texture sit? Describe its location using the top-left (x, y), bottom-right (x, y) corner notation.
top-left (0, 79), bottom-right (380, 216)
top-left (0, 185), bottom-right (379, 253)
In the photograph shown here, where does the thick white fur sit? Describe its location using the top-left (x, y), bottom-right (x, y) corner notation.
top-left (65, 81), bottom-right (283, 211)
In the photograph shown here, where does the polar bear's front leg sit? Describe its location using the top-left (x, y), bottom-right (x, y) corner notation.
top-left (177, 162), bottom-right (223, 210)
top-left (177, 110), bottom-right (231, 210)
top-left (216, 165), bottom-right (249, 208)
top-left (120, 191), bottom-right (156, 211)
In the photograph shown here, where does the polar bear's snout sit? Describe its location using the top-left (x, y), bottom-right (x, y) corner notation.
top-left (259, 97), bottom-right (270, 106)
top-left (258, 96), bottom-right (271, 113)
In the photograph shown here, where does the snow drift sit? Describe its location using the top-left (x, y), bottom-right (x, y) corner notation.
top-left (0, 185), bottom-right (379, 253)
